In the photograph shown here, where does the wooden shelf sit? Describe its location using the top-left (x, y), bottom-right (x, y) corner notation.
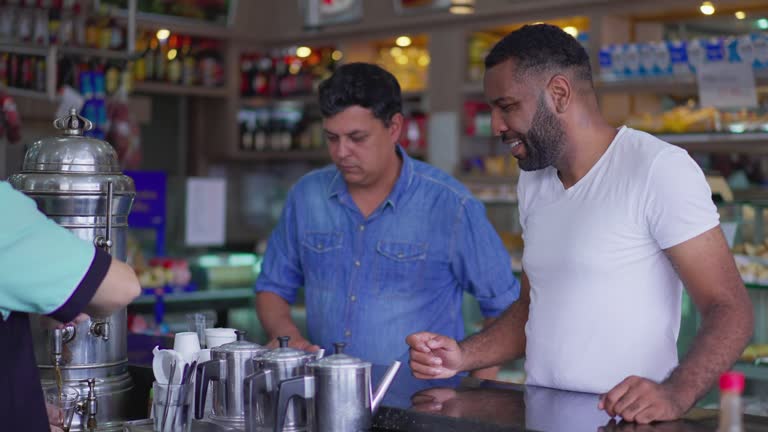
top-left (133, 81), bottom-right (229, 98)
top-left (57, 46), bottom-right (137, 61)
top-left (465, 72), bottom-right (768, 97)
top-left (595, 71), bottom-right (768, 95)
top-left (223, 149), bottom-right (330, 162)
top-left (659, 132), bottom-right (768, 154)
top-left (113, 13), bottom-right (234, 40)
top-left (0, 42), bottom-right (49, 56)
top-left (240, 94), bottom-right (317, 107)
top-left (4, 86), bottom-right (52, 100)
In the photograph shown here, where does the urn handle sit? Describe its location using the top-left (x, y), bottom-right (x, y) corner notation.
top-left (53, 108), bottom-right (94, 136)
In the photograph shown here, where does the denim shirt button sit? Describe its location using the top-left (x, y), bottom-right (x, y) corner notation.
top-left (345, 330), bottom-right (352, 337)
top-left (317, 244), bottom-right (323, 250)
top-left (359, 225), bottom-right (365, 231)
top-left (354, 260), bottom-right (361, 267)
top-left (350, 295), bottom-right (356, 302)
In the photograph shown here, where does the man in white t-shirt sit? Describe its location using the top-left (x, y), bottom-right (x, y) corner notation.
top-left (406, 24), bottom-right (753, 424)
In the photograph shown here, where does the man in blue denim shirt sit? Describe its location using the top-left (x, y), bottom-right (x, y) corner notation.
top-left (254, 63), bottom-right (519, 375)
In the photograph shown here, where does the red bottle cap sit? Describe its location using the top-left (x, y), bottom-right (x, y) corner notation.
top-left (719, 371), bottom-right (745, 393)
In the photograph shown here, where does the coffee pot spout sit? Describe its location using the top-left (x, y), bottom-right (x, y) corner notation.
top-left (371, 361), bottom-right (401, 415)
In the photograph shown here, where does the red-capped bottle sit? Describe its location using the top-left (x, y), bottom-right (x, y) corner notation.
top-left (718, 371), bottom-right (744, 432)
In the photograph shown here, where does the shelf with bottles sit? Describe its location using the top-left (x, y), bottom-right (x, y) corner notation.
top-left (100, 0), bottom-right (235, 40)
top-left (595, 30), bottom-right (768, 94)
top-left (239, 46), bottom-right (340, 101)
top-left (131, 30), bottom-right (226, 93)
top-left (0, 0), bottom-right (133, 54)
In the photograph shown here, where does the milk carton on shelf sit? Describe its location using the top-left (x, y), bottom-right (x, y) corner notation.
top-left (686, 38), bottom-right (706, 74)
top-left (653, 41), bottom-right (672, 77)
top-left (622, 43), bottom-right (641, 78)
top-left (598, 44), bottom-right (615, 80)
top-left (727, 35), bottom-right (754, 67)
top-left (611, 44), bottom-right (626, 79)
top-left (667, 40), bottom-right (691, 76)
top-left (704, 37), bottom-right (726, 65)
top-left (638, 43), bottom-right (656, 77)
top-left (753, 33), bottom-right (768, 70)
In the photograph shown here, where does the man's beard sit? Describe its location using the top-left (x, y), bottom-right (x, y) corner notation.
top-left (516, 95), bottom-right (566, 172)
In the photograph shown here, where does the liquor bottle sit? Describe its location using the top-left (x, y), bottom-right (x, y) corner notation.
top-left (166, 35), bottom-right (182, 84)
top-left (133, 35), bottom-right (147, 82)
top-left (144, 36), bottom-right (157, 81)
top-left (181, 36), bottom-right (196, 86)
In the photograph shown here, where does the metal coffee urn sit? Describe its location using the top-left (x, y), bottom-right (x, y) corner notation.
top-left (9, 108), bottom-right (136, 431)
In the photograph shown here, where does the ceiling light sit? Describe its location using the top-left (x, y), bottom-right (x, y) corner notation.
top-left (296, 46), bottom-right (312, 58)
top-left (331, 50), bottom-right (343, 61)
top-left (156, 29), bottom-right (170, 41)
top-left (699, 1), bottom-right (715, 16)
top-left (563, 26), bottom-right (579, 38)
top-left (449, 0), bottom-right (474, 14)
top-left (390, 46), bottom-right (403, 57)
top-left (395, 36), bottom-right (412, 47)
top-left (735, 11), bottom-right (746, 20)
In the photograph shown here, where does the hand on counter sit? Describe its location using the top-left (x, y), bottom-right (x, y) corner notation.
top-left (265, 335), bottom-right (320, 352)
top-left (406, 332), bottom-right (464, 379)
top-left (598, 417), bottom-right (699, 432)
top-left (599, 376), bottom-right (686, 424)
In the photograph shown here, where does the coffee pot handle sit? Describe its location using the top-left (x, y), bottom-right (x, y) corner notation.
top-left (243, 370), bottom-right (273, 432)
top-left (275, 376), bottom-right (315, 432)
top-left (194, 359), bottom-right (223, 420)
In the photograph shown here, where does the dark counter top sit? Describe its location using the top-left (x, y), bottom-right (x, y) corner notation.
top-left (369, 365), bottom-right (768, 432)
top-left (127, 361), bottom-right (768, 432)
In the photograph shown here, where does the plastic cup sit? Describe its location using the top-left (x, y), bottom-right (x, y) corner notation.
top-left (173, 332), bottom-right (201, 363)
top-left (185, 312), bottom-right (216, 349)
top-left (152, 347), bottom-right (185, 384)
top-left (44, 385), bottom-right (80, 432)
top-left (204, 328), bottom-right (236, 348)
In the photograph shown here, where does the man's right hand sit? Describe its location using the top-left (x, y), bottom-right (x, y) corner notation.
top-left (406, 332), bottom-right (465, 379)
top-left (266, 335), bottom-right (320, 352)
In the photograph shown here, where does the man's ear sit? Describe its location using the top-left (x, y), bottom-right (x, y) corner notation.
top-left (388, 113), bottom-right (404, 143)
top-left (547, 74), bottom-right (572, 114)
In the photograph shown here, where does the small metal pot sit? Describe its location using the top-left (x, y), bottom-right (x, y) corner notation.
top-left (195, 330), bottom-right (268, 427)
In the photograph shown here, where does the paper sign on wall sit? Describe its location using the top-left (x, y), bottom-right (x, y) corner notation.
top-left (697, 63), bottom-right (758, 109)
top-left (185, 177), bottom-right (227, 247)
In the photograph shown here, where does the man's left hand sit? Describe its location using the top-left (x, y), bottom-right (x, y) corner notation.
top-left (598, 376), bottom-right (690, 424)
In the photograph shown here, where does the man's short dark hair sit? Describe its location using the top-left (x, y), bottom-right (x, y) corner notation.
top-left (484, 24), bottom-right (592, 83)
top-left (318, 62), bottom-right (402, 126)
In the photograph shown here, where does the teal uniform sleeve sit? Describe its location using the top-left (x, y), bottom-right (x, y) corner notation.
top-left (0, 182), bottom-right (102, 320)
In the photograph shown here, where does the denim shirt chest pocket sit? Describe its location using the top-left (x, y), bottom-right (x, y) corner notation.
top-left (375, 240), bottom-right (428, 298)
top-left (301, 231), bottom-right (343, 288)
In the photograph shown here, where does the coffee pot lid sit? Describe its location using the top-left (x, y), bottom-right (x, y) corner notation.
top-left (256, 336), bottom-right (314, 363)
top-left (309, 342), bottom-right (370, 370)
top-left (213, 330), bottom-right (265, 354)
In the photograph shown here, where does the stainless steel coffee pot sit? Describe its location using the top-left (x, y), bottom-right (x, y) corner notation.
top-left (274, 343), bottom-right (401, 432)
top-left (195, 330), bottom-right (268, 427)
top-left (9, 108), bottom-right (135, 431)
top-left (243, 336), bottom-right (319, 432)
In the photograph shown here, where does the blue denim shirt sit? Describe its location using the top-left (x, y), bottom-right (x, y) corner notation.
top-left (255, 147), bottom-right (520, 365)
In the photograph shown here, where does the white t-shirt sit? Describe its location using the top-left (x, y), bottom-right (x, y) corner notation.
top-left (519, 126), bottom-right (720, 394)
